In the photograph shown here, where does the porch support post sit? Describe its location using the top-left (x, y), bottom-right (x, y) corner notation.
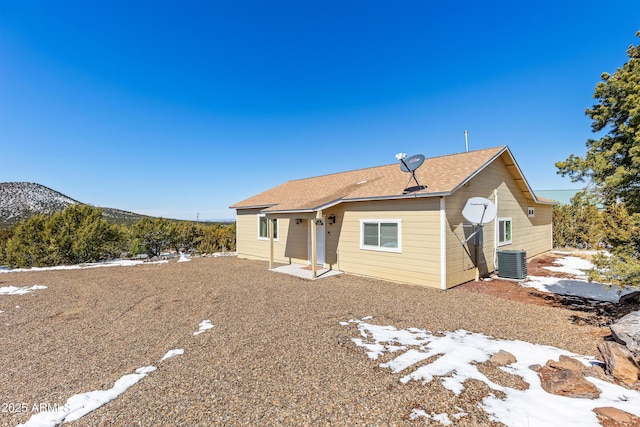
top-left (311, 210), bottom-right (321, 279)
top-left (269, 217), bottom-right (275, 269)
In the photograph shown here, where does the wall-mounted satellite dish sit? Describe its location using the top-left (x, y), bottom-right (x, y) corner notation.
top-left (460, 197), bottom-right (497, 279)
top-left (395, 153), bottom-right (427, 194)
top-left (462, 197), bottom-right (497, 225)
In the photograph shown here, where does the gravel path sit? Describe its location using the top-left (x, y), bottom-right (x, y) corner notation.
top-left (0, 256), bottom-right (602, 426)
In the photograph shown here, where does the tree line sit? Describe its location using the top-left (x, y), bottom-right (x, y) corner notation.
top-left (0, 204), bottom-right (235, 268)
top-left (552, 196), bottom-right (640, 288)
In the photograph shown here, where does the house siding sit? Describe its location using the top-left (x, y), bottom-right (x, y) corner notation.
top-left (330, 198), bottom-right (442, 287)
top-left (236, 209), bottom-right (308, 264)
top-left (444, 156), bottom-right (552, 288)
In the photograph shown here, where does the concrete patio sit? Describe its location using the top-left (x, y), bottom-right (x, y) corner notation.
top-left (269, 264), bottom-right (343, 280)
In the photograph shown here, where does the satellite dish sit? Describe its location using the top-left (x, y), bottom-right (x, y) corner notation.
top-left (400, 154), bottom-right (425, 172)
top-left (462, 197), bottom-right (497, 225)
top-left (396, 153), bottom-right (427, 193)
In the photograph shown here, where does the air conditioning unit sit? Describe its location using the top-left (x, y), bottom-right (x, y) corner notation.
top-left (497, 249), bottom-right (527, 279)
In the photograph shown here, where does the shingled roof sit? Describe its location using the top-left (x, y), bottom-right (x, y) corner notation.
top-left (231, 146), bottom-right (551, 213)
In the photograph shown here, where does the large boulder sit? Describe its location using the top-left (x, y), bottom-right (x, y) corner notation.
top-left (598, 340), bottom-right (640, 386)
top-left (537, 356), bottom-right (601, 399)
top-left (611, 310), bottom-right (640, 356)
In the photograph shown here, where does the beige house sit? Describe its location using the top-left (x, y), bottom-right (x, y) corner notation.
top-left (230, 146), bottom-right (554, 289)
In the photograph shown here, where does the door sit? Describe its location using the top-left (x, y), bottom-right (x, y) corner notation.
top-left (308, 218), bottom-right (326, 266)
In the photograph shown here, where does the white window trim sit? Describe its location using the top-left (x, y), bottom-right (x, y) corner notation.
top-left (257, 214), bottom-right (278, 241)
top-left (359, 219), bottom-right (402, 253)
top-left (497, 217), bottom-right (512, 246)
top-left (527, 207), bottom-right (535, 218)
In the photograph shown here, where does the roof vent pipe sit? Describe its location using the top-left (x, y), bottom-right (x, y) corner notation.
top-left (464, 130), bottom-right (469, 152)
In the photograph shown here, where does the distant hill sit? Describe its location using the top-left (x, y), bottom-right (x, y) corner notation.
top-left (0, 182), bottom-right (147, 228)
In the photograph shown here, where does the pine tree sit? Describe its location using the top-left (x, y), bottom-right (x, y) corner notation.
top-left (557, 31), bottom-right (640, 212)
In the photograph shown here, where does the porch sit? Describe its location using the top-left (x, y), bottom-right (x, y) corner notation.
top-left (264, 209), bottom-right (337, 279)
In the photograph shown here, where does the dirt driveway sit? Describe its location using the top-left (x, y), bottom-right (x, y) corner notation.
top-left (0, 256), bottom-right (604, 426)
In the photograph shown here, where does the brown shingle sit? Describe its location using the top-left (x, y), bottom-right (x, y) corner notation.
top-left (230, 146), bottom-right (527, 212)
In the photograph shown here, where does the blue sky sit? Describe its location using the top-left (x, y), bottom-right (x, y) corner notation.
top-left (1, 1), bottom-right (639, 220)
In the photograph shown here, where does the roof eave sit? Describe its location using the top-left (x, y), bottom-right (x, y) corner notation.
top-left (341, 191), bottom-right (451, 204)
top-left (262, 208), bottom-right (315, 214)
top-left (230, 203), bottom-right (277, 210)
top-left (259, 191), bottom-right (453, 214)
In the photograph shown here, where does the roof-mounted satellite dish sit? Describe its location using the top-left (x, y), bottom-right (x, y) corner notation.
top-left (462, 197), bottom-right (497, 225)
top-left (399, 154), bottom-right (425, 172)
top-left (395, 153), bottom-right (427, 194)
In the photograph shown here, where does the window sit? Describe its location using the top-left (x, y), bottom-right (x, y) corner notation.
top-left (528, 207), bottom-right (535, 217)
top-left (360, 220), bottom-right (401, 252)
top-left (498, 218), bottom-right (512, 246)
top-left (258, 215), bottom-right (277, 240)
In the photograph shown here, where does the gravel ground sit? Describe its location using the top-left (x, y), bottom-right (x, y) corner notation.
top-left (0, 256), bottom-right (603, 426)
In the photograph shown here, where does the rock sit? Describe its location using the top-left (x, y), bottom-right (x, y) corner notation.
top-left (548, 355), bottom-right (587, 371)
top-left (611, 310), bottom-right (640, 355)
top-left (594, 406), bottom-right (640, 426)
top-left (583, 363), bottom-right (609, 382)
top-left (619, 291), bottom-right (640, 305)
top-left (489, 350), bottom-right (516, 366)
top-left (537, 357), bottom-right (601, 399)
top-left (548, 355), bottom-right (609, 381)
top-left (598, 340), bottom-right (640, 386)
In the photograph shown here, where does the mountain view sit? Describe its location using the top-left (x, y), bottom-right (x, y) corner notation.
top-left (0, 182), bottom-right (146, 228)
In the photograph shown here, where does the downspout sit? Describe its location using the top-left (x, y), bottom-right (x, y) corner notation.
top-left (440, 197), bottom-right (447, 290)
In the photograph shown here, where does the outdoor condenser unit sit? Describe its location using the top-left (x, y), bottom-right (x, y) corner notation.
top-left (497, 249), bottom-right (527, 279)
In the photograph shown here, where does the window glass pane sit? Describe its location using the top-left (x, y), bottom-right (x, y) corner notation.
top-left (273, 219), bottom-right (278, 239)
top-left (259, 217), bottom-right (268, 238)
top-left (498, 219), bottom-right (512, 244)
top-left (379, 223), bottom-right (398, 248)
top-left (363, 223), bottom-right (378, 246)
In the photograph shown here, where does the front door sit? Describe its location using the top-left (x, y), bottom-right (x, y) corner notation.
top-left (308, 218), bottom-right (325, 266)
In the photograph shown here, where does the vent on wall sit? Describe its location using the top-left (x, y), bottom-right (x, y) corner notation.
top-left (497, 250), bottom-right (527, 279)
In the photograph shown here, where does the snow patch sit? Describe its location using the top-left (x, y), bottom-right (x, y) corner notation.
top-left (521, 255), bottom-right (637, 303)
top-left (344, 318), bottom-right (640, 426)
top-left (0, 259), bottom-right (168, 274)
top-left (17, 366), bottom-right (157, 427)
top-left (194, 320), bottom-right (214, 335)
top-left (410, 409), bottom-right (453, 425)
top-left (0, 285), bottom-right (47, 295)
top-left (161, 349), bottom-right (184, 361)
top-left (543, 255), bottom-right (593, 279)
